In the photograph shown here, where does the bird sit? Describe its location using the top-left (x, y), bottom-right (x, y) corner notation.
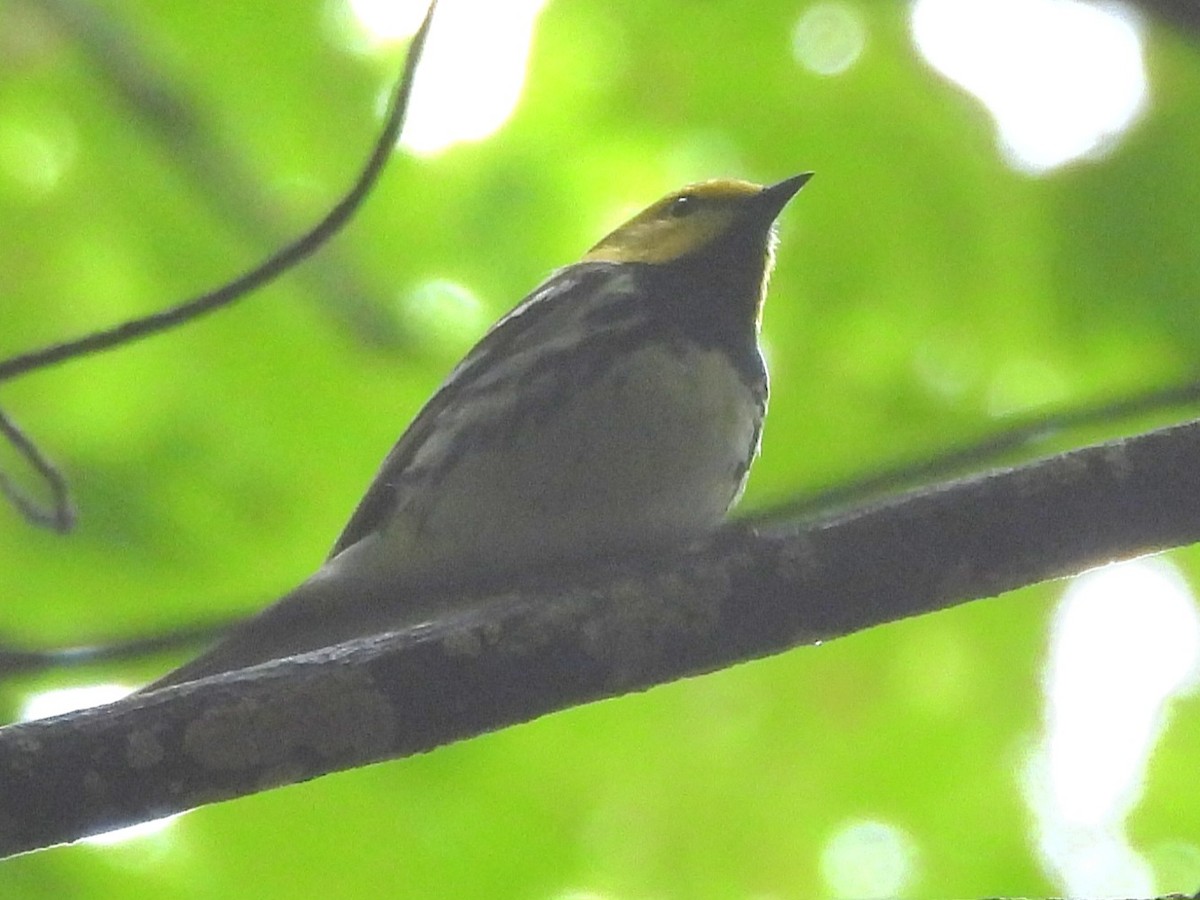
top-left (143, 173), bottom-right (811, 691)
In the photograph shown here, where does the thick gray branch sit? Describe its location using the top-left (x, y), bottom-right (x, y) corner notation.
top-left (2, 418), bottom-right (1199, 857)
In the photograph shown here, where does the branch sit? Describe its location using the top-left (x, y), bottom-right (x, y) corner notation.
top-left (31, 0), bottom-right (412, 349)
top-left (0, 0), bottom-right (436, 384)
top-left (0, 405), bottom-right (74, 531)
top-left (0, 0), bottom-right (435, 530)
top-left (759, 375), bottom-right (1200, 520)
top-left (0, 617), bottom-right (234, 678)
top-left (3, 417), bottom-right (1199, 857)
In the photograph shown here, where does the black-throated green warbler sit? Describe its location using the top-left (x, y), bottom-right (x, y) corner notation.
top-left (147, 173), bottom-right (811, 690)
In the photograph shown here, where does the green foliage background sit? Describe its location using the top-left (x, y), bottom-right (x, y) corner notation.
top-left (2, 0), bottom-right (1199, 897)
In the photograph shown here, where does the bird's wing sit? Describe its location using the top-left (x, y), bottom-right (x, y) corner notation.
top-left (327, 261), bottom-right (637, 559)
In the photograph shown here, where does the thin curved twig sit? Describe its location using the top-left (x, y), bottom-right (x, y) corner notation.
top-left (0, 616), bottom-right (236, 678)
top-left (32, 0), bottom-right (410, 349)
top-left (0, 0), bottom-right (437, 384)
top-left (0, 406), bottom-right (74, 531)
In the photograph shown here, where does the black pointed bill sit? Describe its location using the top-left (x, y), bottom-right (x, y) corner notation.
top-left (754, 172), bottom-right (813, 220)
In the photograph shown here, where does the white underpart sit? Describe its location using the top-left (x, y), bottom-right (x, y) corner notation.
top-left (360, 342), bottom-right (761, 586)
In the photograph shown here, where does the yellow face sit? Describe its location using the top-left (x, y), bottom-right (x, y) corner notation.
top-left (584, 179), bottom-right (769, 265)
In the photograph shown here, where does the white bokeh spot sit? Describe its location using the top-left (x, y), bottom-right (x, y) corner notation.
top-left (1022, 558), bottom-right (1200, 896)
top-left (911, 0), bottom-right (1148, 173)
top-left (338, 0), bottom-right (549, 156)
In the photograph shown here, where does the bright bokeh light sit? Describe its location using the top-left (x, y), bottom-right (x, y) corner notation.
top-left (343, 0), bottom-right (426, 39)
top-left (399, 277), bottom-right (490, 358)
top-left (20, 683), bottom-right (181, 845)
top-left (1022, 558), bottom-right (1200, 897)
top-left (792, 2), bottom-right (868, 76)
top-left (336, 0), bottom-right (550, 156)
top-left (19, 683), bottom-right (133, 722)
top-left (0, 112), bottom-right (76, 201)
top-left (820, 819), bottom-right (920, 899)
top-left (910, 0), bottom-right (1148, 174)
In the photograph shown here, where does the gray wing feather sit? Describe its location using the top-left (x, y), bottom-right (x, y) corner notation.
top-left (327, 262), bottom-right (629, 559)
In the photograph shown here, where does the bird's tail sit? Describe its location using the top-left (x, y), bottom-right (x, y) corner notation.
top-left (138, 564), bottom-right (429, 693)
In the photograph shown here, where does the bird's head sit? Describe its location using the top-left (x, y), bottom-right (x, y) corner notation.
top-left (584, 173), bottom-right (812, 266)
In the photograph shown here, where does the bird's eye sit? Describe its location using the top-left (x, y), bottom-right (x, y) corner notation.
top-left (668, 195), bottom-right (696, 218)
